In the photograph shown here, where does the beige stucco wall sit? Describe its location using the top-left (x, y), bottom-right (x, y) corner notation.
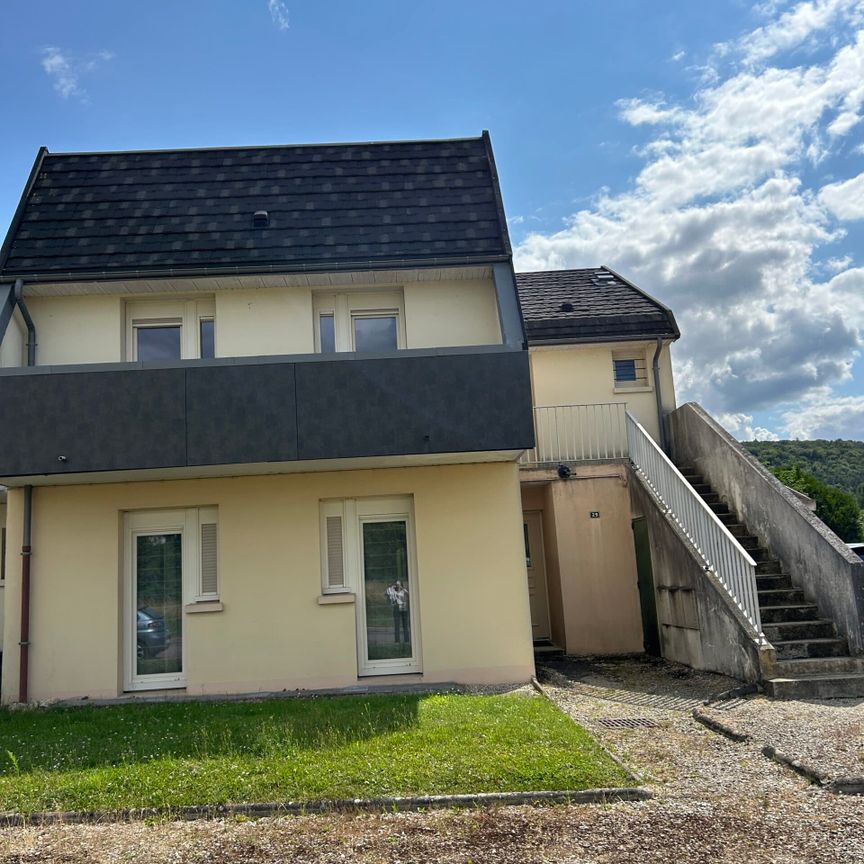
top-left (0, 502), bottom-right (5, 646)
top-left (520, 466), bottom-right (644, 656)
top-left (529, 341), bottom-right (677, 443)
top-left (1, 462), bottom-right (533, 703)
top-left (404, 279), bottom-right (501, 347)
top-left (214, 287), bottom-right (315, 357)
top-left (27, 295), bottom-right (124, 365)
top-left (0, 311), bottom-right (25, 368)
top-left (15, 275), bottom-right (502, 367)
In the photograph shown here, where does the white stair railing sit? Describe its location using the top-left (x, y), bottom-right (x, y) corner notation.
top-left (626, 412), bottom-right (764, 641)
top-left (521, 403), bottom-right (628, 465)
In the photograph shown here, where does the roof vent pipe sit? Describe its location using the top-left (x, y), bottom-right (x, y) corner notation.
top-left (252, 210), bottom-right (270, 228)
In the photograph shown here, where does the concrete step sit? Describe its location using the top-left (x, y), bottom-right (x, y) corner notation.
top-left (716, 511), bottom-right (738, 526)
top-left (691, 482), bottom-right (712, 494)
top-left (749, 547), bottom-right (778, 563)
top-left (737, 534), bottom-right (761, 549)
top-left (759, 603), bottom-right (820, 623)
top-left (763, 620), bottom-right (836, 642)
top-left (756, 574), bottom-right (793, 590)
top-left (699, 491), bottom-right (722, 505)
top-left (756, 560), bottom-right (783, 575)
top-left (765, 673), bottom-right (864, 699)
top-left (708, 502), bottom-right (730, 515)
top-left (772, 638), bottom-right (849, 660)
top-left (759, 587), bottom-right (807, 606)
top-left (772, 656), bottom-right (864, 676)
top-left (725, 523), bottom-right (750, 537)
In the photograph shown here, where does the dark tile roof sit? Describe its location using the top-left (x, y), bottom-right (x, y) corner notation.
top-left (0, 134), bottom-right (511, 280)
top-left (516, 267), bottom-right (679, 344)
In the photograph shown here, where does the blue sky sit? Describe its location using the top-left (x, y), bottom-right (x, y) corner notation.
top-left (1, 0), bottom-right (863, 440)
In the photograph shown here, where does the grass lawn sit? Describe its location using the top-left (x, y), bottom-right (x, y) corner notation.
top-left (0, 693), bottom-right (631, 814)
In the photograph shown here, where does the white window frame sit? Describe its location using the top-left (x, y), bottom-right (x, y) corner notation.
top-left (123, 506), bottom-right (219, 692)
top-left (612, 347), bottom-right (651, 392)
top-left (198, 316), bottom-right (217, 360)
top-left (313, 291), bottom-right (405, 353)
top-left (125, 298), bottom-right (216, 361)
top-left (319, 495), bottom-right (420, 676)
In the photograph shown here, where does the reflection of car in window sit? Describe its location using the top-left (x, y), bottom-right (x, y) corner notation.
top-left (848, 543), bottom-right (864, 562)
top-left (136, 607), bottom-right (170, 659)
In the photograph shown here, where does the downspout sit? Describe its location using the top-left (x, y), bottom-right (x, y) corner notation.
top-left (13, 278), bottom-right (35, 703)
top-left (652, 337), bottom-right (667, 453)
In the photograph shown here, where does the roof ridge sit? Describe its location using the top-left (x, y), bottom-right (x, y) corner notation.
top-left (42, 135), bottom-right (487, 160)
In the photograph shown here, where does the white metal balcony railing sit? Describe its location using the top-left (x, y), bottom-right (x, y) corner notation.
top-left (520, 403), bottom-right (629, 466)
top-left (625, 412), bottom-right (764, 641)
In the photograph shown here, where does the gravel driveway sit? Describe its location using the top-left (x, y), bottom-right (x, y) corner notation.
top-left (2, 656), bottom-right (863, 863)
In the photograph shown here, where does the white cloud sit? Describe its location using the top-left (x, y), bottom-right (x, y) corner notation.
top-left (717, 412), bottom-right (781, 440)
top-left (820, 170), bottom-right (864, 218)
top-left (514, 0), bottom-right (864, 437)
top-left (722, 0), bottom-right (864, 66)
top-left (40, 46), bottom-right (113, 102)
top-left (782, 394), bottom-right (864, 437)
top-left (268, 0), bottom-right (290, 31)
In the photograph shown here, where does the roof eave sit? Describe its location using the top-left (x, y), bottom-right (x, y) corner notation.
top-left (1, 252), bottom-right (513, 287)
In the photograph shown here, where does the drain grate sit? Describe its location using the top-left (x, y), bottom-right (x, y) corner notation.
top-left (595, 717), bottom-right (659, 729)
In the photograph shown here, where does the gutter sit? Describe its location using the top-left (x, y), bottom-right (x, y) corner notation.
top-left (0, 254), bottom-right (513, 287)
top-left (11, 278), bottom-right (35, 703)
top-left (652, 337), bottom-right (668, 453)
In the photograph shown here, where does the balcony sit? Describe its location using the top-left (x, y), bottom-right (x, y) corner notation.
top-left (520, 403), bottom-right (629, 467)
top-left (0, 347), bottom-right (534, 479)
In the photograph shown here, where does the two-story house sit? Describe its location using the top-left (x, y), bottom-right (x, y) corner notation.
top-left (0, 135), bottom-right (537, 703)
top-left (3, 135), bottom-right (862, 704)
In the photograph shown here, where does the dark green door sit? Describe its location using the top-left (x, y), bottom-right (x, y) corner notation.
top-left (632, 518), bottom-right (661, 656)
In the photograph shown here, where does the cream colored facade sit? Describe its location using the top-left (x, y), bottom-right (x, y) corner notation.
top-left (1, 462), bottom-right (533, 704)
top-left (520, 338), bottom-right (677, 656)
top-left (0, 502), bottom-right (5, 646)
top-left (521, 466), bottom-right (644, 655)
top-left (529, 340), bottom-right (676, 443)
top-left (21, 272), bottom-right (502, 367)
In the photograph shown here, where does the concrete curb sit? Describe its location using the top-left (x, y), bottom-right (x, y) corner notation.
top-left (692, 708), bottom-right (751, 742)
top-left (761, 744), bottom-right (830, 786)
top-left (530, 676), bottom-right (647, 786)
top-left (761, 745), bottom-right (864, 795)
top-left (0, 788), bottom-right (654, 828)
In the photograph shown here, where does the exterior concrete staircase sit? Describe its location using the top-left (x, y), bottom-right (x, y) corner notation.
top-left (679, 466), bottom-right (864, 699)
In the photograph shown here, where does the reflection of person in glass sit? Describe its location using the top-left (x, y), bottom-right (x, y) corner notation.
top-left (385, 580), bottom-right (410, 643)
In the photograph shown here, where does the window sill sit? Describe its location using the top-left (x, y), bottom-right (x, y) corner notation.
top-left (613, 385), bottom-right (652, 394)
top-left (318, 593), bottom-right (355, 605)
top-left (184, 600), bottom-right (223, 614)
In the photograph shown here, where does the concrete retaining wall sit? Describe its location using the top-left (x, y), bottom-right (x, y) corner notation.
top-left (667, 402), bottom-right (864, 654)
top-left (630, 474), bottom-right (763, 682)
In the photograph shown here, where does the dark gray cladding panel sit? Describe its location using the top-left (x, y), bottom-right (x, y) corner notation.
top-left (0, 368), bottom-right (186, 475)
top-left (186, 362), bottom-right (298, 466)
top-left (0, 348), bottom-right (533, 477)
top-left (295, 351), bottom-right (534, 460)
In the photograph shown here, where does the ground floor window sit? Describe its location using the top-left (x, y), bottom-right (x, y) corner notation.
top-left (320, 496), bottom-right (420, 676)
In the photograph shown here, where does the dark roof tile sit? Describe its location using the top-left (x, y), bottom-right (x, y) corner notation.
top-left (516, 267), bottom-right (679, 344)
top-left (1, 136), bottom-right (510, 279)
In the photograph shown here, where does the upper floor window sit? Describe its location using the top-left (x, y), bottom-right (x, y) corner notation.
top-left (612, 349), bottom-right (649, 389)
top-left (314, 291), bottom-right (404, 353)
top-left (126, 298), bottom-right (215, 361)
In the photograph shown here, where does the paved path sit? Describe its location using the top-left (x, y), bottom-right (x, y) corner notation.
top-left (2, 657), bottom-right (863, 863)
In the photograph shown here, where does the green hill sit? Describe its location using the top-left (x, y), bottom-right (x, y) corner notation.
top-left (743, 439), bottom-right (864, 508)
